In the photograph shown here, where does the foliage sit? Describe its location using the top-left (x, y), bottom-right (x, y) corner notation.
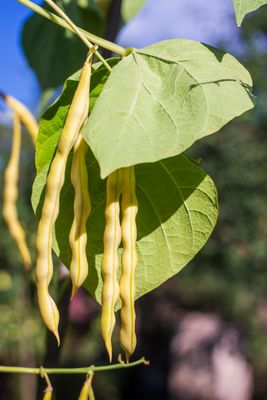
top-left (31, 61), bottom-right (218, 304)
top-left (233, 0), bottom-right (267, 25)
top-left (22, 1), bottom-right (106, 90)
top-left (28, 13), bottom-right (256, 308)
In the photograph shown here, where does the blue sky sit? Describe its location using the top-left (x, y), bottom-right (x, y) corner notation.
top-left (0, 0), bottom-right (241, 112)
top-left (118, 0), bottom-right (240, 49)
top-left (0, 0), bottom-right (42, 110)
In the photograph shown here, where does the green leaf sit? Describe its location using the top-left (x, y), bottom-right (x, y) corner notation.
top-left (121, 0), bottom-right (146, 21)
top-left (32, 61), bottom-right (218, 305)
top-left (83, 39), bottom-right (255, 179)
top-left (22, 1), bottom-right (105, 90)
top-left (232, 0), bottom-right (267, 25)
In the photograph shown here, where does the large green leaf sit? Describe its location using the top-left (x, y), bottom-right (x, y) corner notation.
top-left (82, 39), bottom-right (255, 179)
top-left (22, 1), bottom-right (105, 90)
top-left (121, 0), bottom-right (146, 21)
top-left (32, 62), bottom-right (218, 305)
top-left (232, 0), bottom-right (267, 25)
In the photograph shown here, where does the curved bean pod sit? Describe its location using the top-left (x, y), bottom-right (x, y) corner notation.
top-left (89, 386), bottom-right (95, 400)
top-left (119, 167), bottom-right (138, 362)
top-left (78, 383), bottom-right (89, 400)
top-left (101, 170), bottom-right (123, 362)
top-left (0, 93), bottom-right (38, 144)
top-left (3, 113), bottom-right (32, 270)
top-left (78, 373), bottom-right (94, 400)
top-left (35, 52), bottom-right (93, 344)
top-left (69, 135), bottom-right (91, 299)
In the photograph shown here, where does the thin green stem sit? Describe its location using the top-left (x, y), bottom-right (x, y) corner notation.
top-left (40, 367), bottom-right (53, 390)
top-left (0, 357), bottom-right (149, 375)
top-left (44, 0), bottom-right (94, 49)
top-left (33, 0), bottom-right (111, 71)
top-left (17, 0), bottom-right (126, 57)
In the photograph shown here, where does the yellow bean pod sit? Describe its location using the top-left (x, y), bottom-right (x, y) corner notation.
top-left (78, 374), bottom-right (95, 400)
top-left (0, 93), bottom-right (38, 144)
top-left (35, 52), bottom-right (93, 344)
top-left (69, 135), bottom-right (91, 299)
top-left (89, 386), bottom-right (95, 400)
top-left (78, 383), bottom-right (89, 400)
top-left (3, 113), bottom-right (32, 270)
top-left (42, 387), bottom-right (53, 400)
top-left (119, 167), bottom-right (138, 362)
top-left (101, 170), bottom-right (123, 362)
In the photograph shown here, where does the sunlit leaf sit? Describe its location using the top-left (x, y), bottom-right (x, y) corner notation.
top-left (232, 0), bottom-right (267, 25)
top-left (83, 39), bottom-right (255, 178)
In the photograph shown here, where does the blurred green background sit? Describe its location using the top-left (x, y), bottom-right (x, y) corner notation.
top-left (1, 1), bottom-right (267, 399)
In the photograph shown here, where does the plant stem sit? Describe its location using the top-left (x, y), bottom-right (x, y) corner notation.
top-left (17, 0), bottom-right (126, 57)
top-left (43, 0), bottom-right (110, 70)
top-left (44, 0), bottom-right (94, 49)
top-left (40, 367), bottom-right (53, 390)
top-left (24, 0), bottom-right (111, 71)
top-left (0, 358), bottom-right (149, 375)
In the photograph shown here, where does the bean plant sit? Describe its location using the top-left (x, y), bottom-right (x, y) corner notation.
top-left (1, 0), bottom-right (267, 398)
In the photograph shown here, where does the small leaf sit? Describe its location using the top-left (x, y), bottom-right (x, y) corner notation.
top-left (83, 39), bottom-right (255, 178)
top-left (121, 0), bottom-right (146, 21)
top-left (232, 0), bottom-right (267, 25)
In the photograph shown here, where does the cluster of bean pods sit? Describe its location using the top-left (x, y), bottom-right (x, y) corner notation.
top-left (101, 166), bottom-right (138, 362)
top-left (2, 54), bottom-right (139, 364)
